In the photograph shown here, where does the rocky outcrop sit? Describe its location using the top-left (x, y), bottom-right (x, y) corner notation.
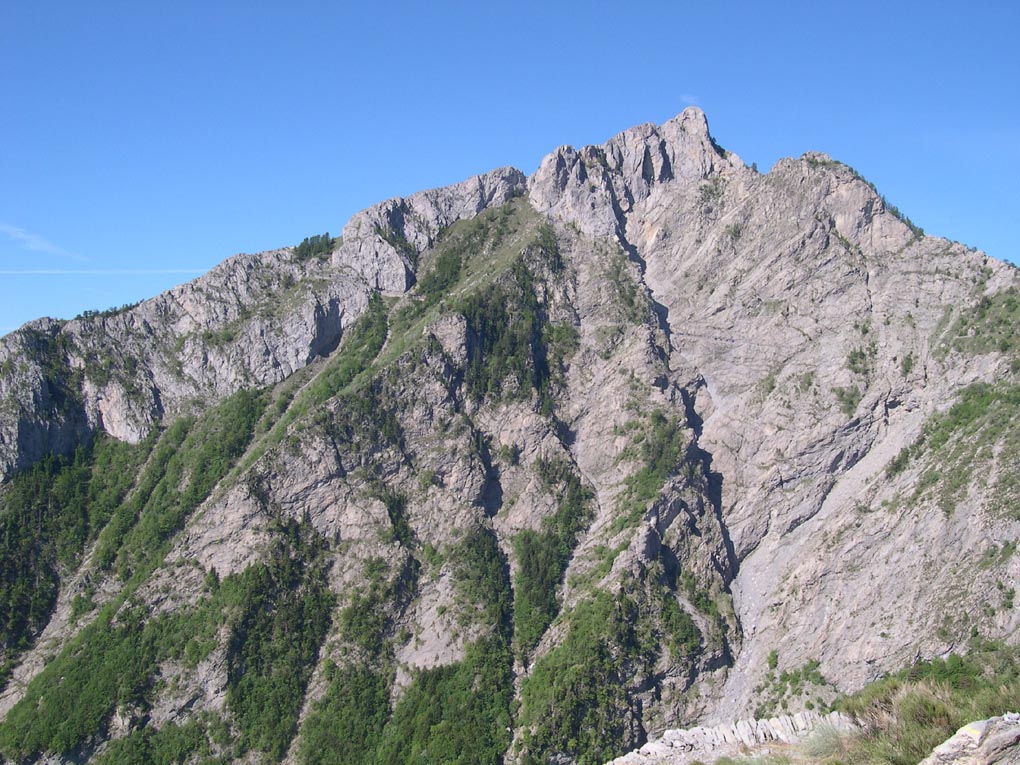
top-left (919, 714), bottom-right (1020, 765)
top-left (333, 166), bottom-right (527, 291)
top-left (608, 711), bottom-right (856, 765)
top-left (0, 248), bottom-right (370, 482)
top-left (608, 713), bottom-right (1020, 765)
top-left (529, 108), bottom-right (744, 238)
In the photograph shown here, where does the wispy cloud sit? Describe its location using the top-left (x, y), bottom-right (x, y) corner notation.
top-left (0, 268), bottom-right (205, 275)
top-left (679, 93), bottom-right (700, 106)
top-left (0, 223), bottom-right (87, 262)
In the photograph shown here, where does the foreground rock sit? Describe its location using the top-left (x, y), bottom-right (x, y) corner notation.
top-left (607, 711), bottom-right (855, 764)
top-left (919, 714), bottom-right (1020, 765)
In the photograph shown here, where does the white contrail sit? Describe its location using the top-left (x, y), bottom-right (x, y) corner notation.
top-left (0, 269), bottom-right (206, 275)
top-left (0, 223), bottom-right (88, 262)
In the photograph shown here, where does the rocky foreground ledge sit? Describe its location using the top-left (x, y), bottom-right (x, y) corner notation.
top-left (607, 710), bottom-right (855, 764)
top-left (608, 712), bottom-right (1020, 765)
top-left (919, 713), bottom-right (1020, 765)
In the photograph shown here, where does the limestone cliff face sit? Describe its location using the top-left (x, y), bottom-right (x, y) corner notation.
top-left (0, 250), bottom-right (367, 482)
top-left (529, 107), bottom-right (1020, 718)
top-left (0, 109), bottom-right (1017, 765)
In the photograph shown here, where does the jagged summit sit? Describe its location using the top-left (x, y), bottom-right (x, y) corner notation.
top-left (0, 110), bottom-right (1017, 765)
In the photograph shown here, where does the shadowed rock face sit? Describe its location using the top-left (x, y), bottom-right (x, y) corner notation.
top-left (0, 108), bottom-right (1017, 765)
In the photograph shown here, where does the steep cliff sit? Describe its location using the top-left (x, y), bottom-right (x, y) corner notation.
top-left (0, 108), bottom-right (1016, 765)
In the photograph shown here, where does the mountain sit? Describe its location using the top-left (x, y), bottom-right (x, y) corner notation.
top-left (0, 107), bottom-right (1017, 765)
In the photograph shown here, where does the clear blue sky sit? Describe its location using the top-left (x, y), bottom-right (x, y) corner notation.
top-left (2, 1), bottom-right (1018, 335)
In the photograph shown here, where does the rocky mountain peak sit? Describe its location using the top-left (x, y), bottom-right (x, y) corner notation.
top-left (529, 106), bottom-right (744, 237)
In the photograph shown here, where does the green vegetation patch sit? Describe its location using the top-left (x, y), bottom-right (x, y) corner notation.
top-left (833, 385), bottom-right (862, 417)
top-left (97, 387), bottom-right (267, 579)
top-left (830, 641), bottom-right (1020, 765)
top-left (374, 202), bottom-right (578, 419)
top-left (301, 527), bottom-right (514, 765)
top-left (613, 409), bottom-right (687, 531)
top-left (846, 342), bottom-right (876, 377)
top-left (93, 716), bottom-right (232, 765)
top-left (376, 523), bottom-right (512, 764)
top-left (659, 591), bottom-right (701, 660)
top-left (458, 258), bottom-right (571, 412)
top-left (373, 637), bottom-right (513, 765)
top-left (294, 232), bottom-right (336, 261)
top-left (254, 292), bottom-right (388, 456)
top-left (518, 590), bottom-right (646, 765)
top-left (753, 658), bottom-right (832, 718)
top-left (451, 526), bottom-right (512, 631)
top-left (0, 515), bottom-right (331, 764)
top-left (19, 328), bottom-right (83, 417)
top-left (512, 458), bottom-right (593, 655)
top-left (0, 604), bottom-right (176, 760)
top-left (297, 664), bottom-right (391, 765)
top-left (603, 257), bottom-right (647, 325)
top-left (936, 287), bottom-right (1020, 358)
top-left (225, 521), bottom-right (334, 760)
top-left (0, 586), bottom-right (238, 762)
top-left (385, 201), bottom-right (541, 340)
top-left (886, 382), bottom-right (1020, 516)
top-left (0, 434), bottom-right (153, 680)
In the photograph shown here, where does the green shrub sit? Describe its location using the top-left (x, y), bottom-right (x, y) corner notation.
top-left (518, 590), bottom-right (647, 765)
top-left (103, 388), bottom-right (267, 580)
top-left (613, 409), bottom-right (686, 529)
top-left (452, 526), bottom-right (512, 631)
top-left (900, 352), bottom-right (914, 376)
top-left (937, 287), bottom-right (1020, 357)
top-left (256, 293), bottom-right (388, 459)
top-left (458, 262), bottom-right (551, 405)
top-left (225, 524), bottom-right (334, 760)
top-left (415, 246), bottom-right (464, 306)
top-left (93, 718), bottom-right (226, 765)
top-left (294, 232), bottom-right (335, 261)
top-left (833, 385), bottom-right (862, 416)
top-left (884, 383), bottom-right (1020, 515)
top-left (660, 594), bottom-right (701, 659)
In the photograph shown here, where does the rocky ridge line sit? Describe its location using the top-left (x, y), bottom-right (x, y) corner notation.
top-left (609, 710), bottom-right (855, 764)
top-left (0, 168), bottom-right (526, 484)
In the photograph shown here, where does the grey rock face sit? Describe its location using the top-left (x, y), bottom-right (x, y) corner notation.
top-left (527, 106), bottom-right (1020, 719)
top-left (0, 249), bottom-right (370, 482)
top-left (529, 108), bottom-right (743, 238)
